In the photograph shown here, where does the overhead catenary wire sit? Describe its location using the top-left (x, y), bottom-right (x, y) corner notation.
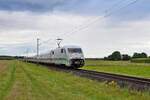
top-left (40, 0), bottom-right (127, 45)
top-left (59, 0), bottom-right (140, 38)
top-left (39, 0), bottom-right (140, 46)
top-left (25, 0), bottom-right (140, 57)
top-left (59, 0), bottom-right (130, 37)
top-left (3, 0), bottom-right (139, 57)
top-left (39, 38), bottom-right (53, 46)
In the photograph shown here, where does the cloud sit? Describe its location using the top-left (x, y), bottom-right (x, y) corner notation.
top-left (0, 1), bottom-right (150, 57)
top-left (0, 0), bottom-right (149, 23)
top-left (0, 0), bottom-right (148, 15)
top-left (0, 0), bottom-right (68, 12)
top-left (0, 11), bottom-right (94, 56)
top-left (60, 15), bottom-right (150, 57)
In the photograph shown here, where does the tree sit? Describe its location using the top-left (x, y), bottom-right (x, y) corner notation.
top-left (132, 53), bottom-right (139, 58)
top-left (107, 51), bottom-right (121, 61)
top-left (132, 52), bottom-right (148, 58)
top-left (107, 55), bottom-right (113, 60)
top-left (112, 51), bottom-right (122, 60)
top-left (122, 54), bottom-right (131, 61)
top-left (104, 57), bottom-right (108, 60)
top-left (141, 52), bottom-right (148, 58)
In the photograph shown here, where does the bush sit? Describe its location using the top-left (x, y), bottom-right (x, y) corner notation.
top-left (0, 56), bottom-right (14, 60)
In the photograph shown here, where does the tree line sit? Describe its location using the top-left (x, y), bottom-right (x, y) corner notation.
top-left (104, 51), bottom-right (148, 61)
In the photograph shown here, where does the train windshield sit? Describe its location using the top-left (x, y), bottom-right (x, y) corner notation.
top-left (68, 48), bottom-right (82, 53)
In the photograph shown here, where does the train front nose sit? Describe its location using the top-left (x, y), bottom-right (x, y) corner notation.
top-left (67, 48), bottom-right (85, 68)
top-left (70, 59), bottom-right (85, 67)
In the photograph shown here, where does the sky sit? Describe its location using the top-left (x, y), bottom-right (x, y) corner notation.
top-left (0, 0), bottom-right (150, 58)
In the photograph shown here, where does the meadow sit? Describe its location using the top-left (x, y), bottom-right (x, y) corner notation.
top-left (131, 58), bottom-right (150, 63)
top-left (82, 60), bottom-right (150, 78)
top-left (0, 60), bottom-right (150, 100)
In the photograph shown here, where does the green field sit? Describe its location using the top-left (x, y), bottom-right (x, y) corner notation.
top-left (82, 60), bottom-right (150, 78)
top-left (0, 60), bottom-right (150, 100)
top-left (131, 58), bottom-right (150, 63)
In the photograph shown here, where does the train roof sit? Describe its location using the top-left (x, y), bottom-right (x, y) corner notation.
top-left (62, 45), bottom-right (81, 48)
top-left (51, 45), bottom-right (82, 51)
top-left (31, 45), bottom-right (82, 57)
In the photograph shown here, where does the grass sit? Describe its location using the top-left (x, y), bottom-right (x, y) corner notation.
top-left (0, 60), bottom-right (149, 100)
top-left (82, 60), bottom-right (150, 78)
top-left (131, 58), bottom-right (150, 63)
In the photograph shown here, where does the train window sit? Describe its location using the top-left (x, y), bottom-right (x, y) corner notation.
top-left (61, 49), bottom-right (64, 53)
top-left (52, 51), bottom-right (54, 55)
top-left (68, 48), bottom-right (82, 53)
top-left (61, 49), bottom-right (66, 54)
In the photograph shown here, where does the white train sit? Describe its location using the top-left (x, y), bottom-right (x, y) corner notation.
top-left (27, 45), bottom-right (85, 68)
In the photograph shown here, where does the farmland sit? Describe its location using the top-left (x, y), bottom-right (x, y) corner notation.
top-left (82, 60), bottom-right (150, 78)
top-left (131, 58), bottom-right (150, 63)
top-left (0, 60), bottom-right (150, 100)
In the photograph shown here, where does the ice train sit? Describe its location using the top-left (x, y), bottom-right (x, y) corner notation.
top-left (26, 45), bottom-right (85, 68)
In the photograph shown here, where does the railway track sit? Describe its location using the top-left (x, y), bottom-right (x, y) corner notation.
top-left (71, 69), bottom-right (150, 91)
top-left (29, 62), bottom-right (150, 91)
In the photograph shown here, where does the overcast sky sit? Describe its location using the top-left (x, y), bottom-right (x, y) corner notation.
top-left (0, 0), bottom-right (150, 58)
